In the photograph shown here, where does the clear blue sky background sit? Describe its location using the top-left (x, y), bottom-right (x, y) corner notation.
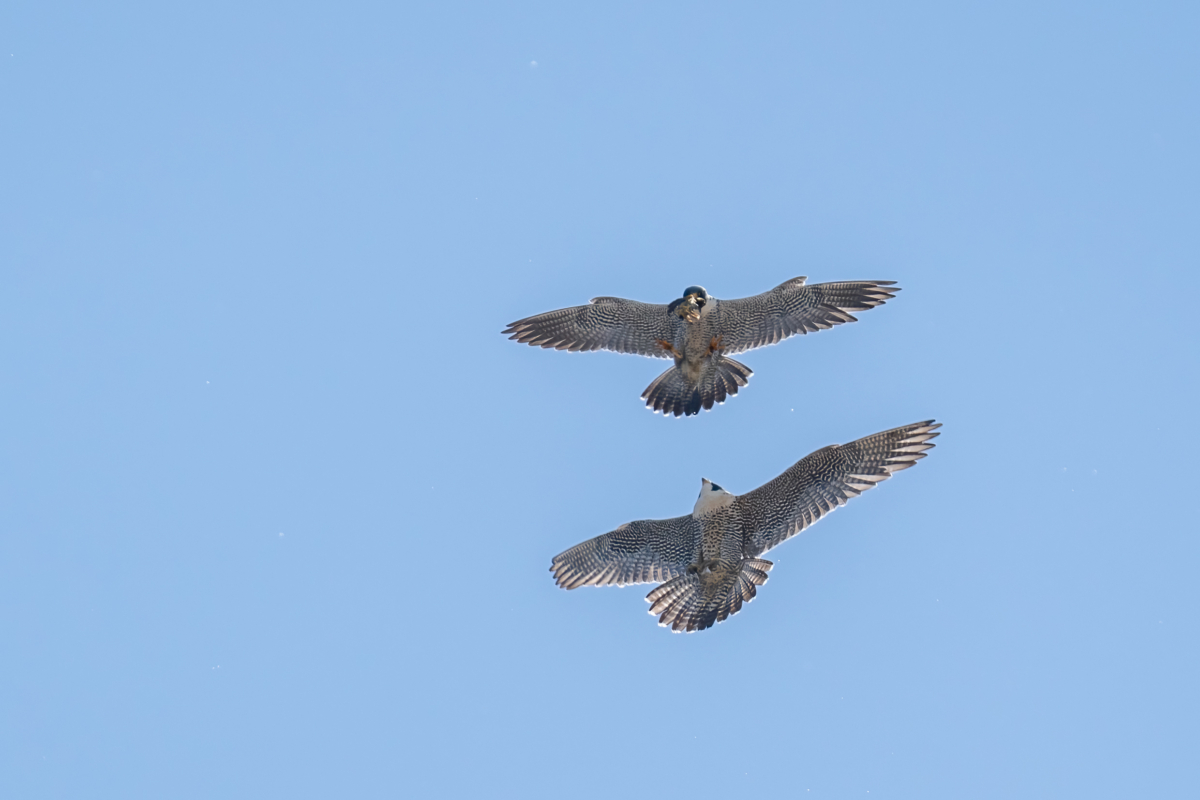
top-left (3, 2), bottom-right (1198, 797)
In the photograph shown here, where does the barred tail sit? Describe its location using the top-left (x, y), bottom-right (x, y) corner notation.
top-left (645, 558), bottom-right (773, 632)
top-left (641, 356), bottom-right (752, 417)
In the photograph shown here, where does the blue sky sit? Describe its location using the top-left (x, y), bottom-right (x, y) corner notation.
top-left (3, 2), bottom-right (1199, 797)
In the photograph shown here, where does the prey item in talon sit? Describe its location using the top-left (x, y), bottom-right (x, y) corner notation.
top-left (669, 285), bottom-right (708, 323)
top-left (675, 294), bottom-right (703, 323)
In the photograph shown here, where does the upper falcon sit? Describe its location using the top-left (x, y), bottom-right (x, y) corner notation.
top-left (550, 420), bottom-right (940, 632)
top-left (503, 277), bottom-right (899, 416)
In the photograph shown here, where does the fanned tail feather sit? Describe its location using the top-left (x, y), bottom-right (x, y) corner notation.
top-left (641, 356), bottom-right (752, 417)
top-left (644, 558), bottom-right (773, 632)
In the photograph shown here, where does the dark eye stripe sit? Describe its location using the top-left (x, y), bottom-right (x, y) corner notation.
top-left (711, 483), bottom-right (723, 492)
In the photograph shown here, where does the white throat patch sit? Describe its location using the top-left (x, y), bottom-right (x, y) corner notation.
top-left (693, 479), bottom-right (735, 516)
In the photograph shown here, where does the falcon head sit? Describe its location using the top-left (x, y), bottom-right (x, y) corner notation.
top-left (694, 477), bottom-right (734, 515)
top-left (670, 286), bottom-right (709, 323)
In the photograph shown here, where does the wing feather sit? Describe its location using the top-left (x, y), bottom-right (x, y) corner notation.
top-left (504, 297), bottom-right (680, 358)
top-left (715, 278), bottom-right (899, 354)
top-left (738, 421), bottom-right (940, 556)
top-left (550, 515), bottom-right (698, 589)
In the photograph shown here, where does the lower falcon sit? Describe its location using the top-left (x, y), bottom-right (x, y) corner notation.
top-left (550, 421), bottom-right (940, 632)
top-left (503, 276), bottom-right (899, 416)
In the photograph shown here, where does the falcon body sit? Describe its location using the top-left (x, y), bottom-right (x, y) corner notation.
top-left (504, 277), bottom-right (899, 416)
top-left (550, 420), bottom-right (940, 632)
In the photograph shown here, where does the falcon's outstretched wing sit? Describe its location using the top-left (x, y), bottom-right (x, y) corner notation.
top-left (550, 515), bottom-right (698, 589)
top-left (714, 277), bottom-right (899, 355)
top-left (504, 297), bottom-right (680, 358)
top-left (738, 420), bottom-right (940, 557)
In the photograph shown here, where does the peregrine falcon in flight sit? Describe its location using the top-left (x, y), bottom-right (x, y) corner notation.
top-left (550, 420), bottom-right (940, 632)
top-left (504, 277), bottom-right (898, 416)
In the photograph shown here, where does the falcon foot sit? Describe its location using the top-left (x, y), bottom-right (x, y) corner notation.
top-left (687, 559), bottom-right (721, 576)
top-left (655, 339), bottom-right (682, 358)
top-left (708, 335), bottom-right (724, 353)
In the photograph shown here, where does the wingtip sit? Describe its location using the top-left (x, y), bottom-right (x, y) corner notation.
top-left (549, 559), bottom-right (576, 590)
